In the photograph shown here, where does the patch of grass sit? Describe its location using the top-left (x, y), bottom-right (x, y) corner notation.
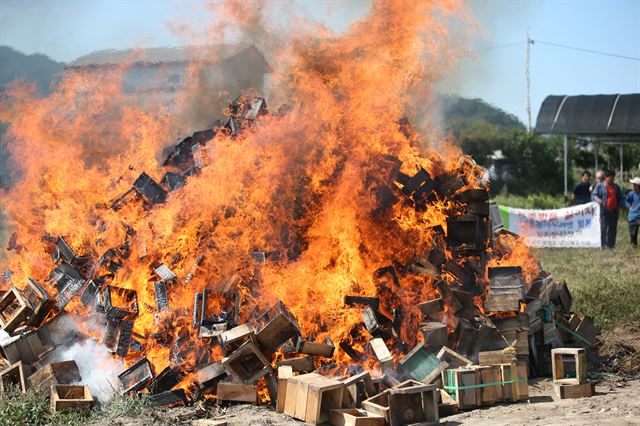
top-left (533, 216), bottom-right (639, 330)
top-left (93, 394), bottom-right (152, 421)
top-left (0, 386), bottom-right (51, 426)
top-left (492, 193), bottom-right (566, 209)
top-left (0, 387), bottom-right (150, 426)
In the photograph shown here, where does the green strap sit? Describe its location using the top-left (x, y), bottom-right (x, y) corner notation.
top-left (443, 378), bottom-right (527, 391)
top-left (556, 322), bottom-right (592, 346)
top-left (444, 369), bottom-right (527, 397)
top-left (541, 304), bottom-right (555, 323)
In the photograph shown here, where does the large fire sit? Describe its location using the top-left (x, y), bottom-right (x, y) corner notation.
top-left (0, 0), bottom-right (538, 399)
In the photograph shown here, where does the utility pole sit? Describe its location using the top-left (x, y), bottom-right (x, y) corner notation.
top-left (525, 30), bottom-right (532, 132)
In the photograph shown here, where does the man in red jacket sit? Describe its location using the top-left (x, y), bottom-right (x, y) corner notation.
top-left (593, 170), bottom-right (625, 249)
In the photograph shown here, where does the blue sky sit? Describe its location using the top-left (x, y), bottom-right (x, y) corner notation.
top-left (1, 0), bottom-right (638, 124)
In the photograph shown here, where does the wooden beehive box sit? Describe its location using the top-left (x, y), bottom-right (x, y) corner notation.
top-left (0, 287), bottom-right (34, 334)
top-left (471, 365), bottom-right (502, 404)
top-left (50, 384), bottom-right (93, 412)
top-left (0, 361), bottom-right (29, 394)
top-left (216, 382), bottom-right (257, 403)
top-left (302, 376), bottom-right (344, 425)
top-left (441, 367), bottom-right (478, 410)
top-left (498, 362), bottom-right (529, 401)
top-left (329, 408), bottom-right (385, 426)
top-left (222, 340), bottom-right (272, 384)
top-left (554, 382), bottom-right (594, 399)
top-left (551, 347), bottom-right (587, 385)
top-left (388, 382), bottom-right (439, 426)
top-left (283, 372), bottom-right (322, 417)
top-left (28, 361), bottom-right (81, 393)
top-left (361, 379), bottom-right (423, 422)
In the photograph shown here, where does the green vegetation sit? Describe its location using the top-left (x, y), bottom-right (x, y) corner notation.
top-left (496, 193), bottom-right (638, 331)
top-left (0, 387), bottom-right (151, 426)
top-left (442, 96), bottom-right (640, 197)
top-left (493, 192), bottom-right (566, 210)
top-left (533, 216), bottom-right (638, 331)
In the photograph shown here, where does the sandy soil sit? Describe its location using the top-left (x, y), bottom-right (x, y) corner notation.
top-left (92, 326), bottom-right (640, 425)
top-left (94, 377), bottom-right (640, 425)
top-left (441, 377), bottom-right (640, 426)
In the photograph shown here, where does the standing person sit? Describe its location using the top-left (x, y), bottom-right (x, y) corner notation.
top-left (625, 177), bottom-right (640, 248)
top-left (593, 170), bottom-right (624, 249)
top-left (572, 171), bottom-right (592, 205)
top-left (591, 170), bottom-right (604, 195)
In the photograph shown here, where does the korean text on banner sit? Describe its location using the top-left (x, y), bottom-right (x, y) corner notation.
top-left (498, 202), bottom-right (600, 248)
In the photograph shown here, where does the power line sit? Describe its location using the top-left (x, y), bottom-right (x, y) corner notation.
top-left (531, 39), bottom-right (640, 62)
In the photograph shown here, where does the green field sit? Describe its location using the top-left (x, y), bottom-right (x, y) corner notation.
top-left (533, 216), bottom-right (638, 331)
top-left (493, 194), bottom-right (638, 331)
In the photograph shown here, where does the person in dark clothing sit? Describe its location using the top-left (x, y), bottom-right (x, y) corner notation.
top-left (625, 177), bottom-right (640, 248)
top-left (593, 170), bottom-right (625, 249)
top-left (572, 171), bottom-right (592, 205)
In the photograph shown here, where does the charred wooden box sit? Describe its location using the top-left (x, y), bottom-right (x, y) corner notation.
top-left (118, 357), bottom-right (154, 394)
top-left (104, 286), bottom-right (138, 319)
top-left (485, 266), bottom-right (525, 313)
top-left (222, 340), bottom-right (272, 384)
top-left (255, 301), bottom-right (300, 355)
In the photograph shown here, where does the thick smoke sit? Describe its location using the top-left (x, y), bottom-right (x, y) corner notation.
top-left (52, 339), bottom-right (124, 403)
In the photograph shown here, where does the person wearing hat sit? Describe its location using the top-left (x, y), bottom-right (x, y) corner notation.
top-left (625, 177), bottom-right (640, 248)
top-left (593, 169), bottom-right (625, 249)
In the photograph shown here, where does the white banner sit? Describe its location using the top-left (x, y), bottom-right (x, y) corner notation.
top-left (498, 202), bottom-right (601, 248)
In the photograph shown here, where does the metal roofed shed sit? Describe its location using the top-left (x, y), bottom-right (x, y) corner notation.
top-left (534, 94), bottom-right (640, 194)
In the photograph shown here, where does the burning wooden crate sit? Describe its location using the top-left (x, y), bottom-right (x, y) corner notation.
top-left (485, 266), bottom-right (525, 313)
top-left (118, 357), bottom-right (154, 394)
top-left (255, 301), bottom-right (300, 355)
top-left (0, 287), bottom-right (35, 334)
top-left (222, 340), bottom-right (272, 384)
top-left (50, 384), bottom-right (94, 412)
top-left (104, 286), bottom-right (138, 319)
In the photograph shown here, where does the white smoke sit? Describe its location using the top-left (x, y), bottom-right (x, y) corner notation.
top-left (52, 339), bottom-right (124, 403)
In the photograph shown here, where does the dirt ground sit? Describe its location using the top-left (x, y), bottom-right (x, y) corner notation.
top-left (92, 376), bottom-right (640, 425)
top-left (91, 326), bottom-right (640, 426)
